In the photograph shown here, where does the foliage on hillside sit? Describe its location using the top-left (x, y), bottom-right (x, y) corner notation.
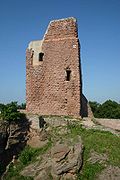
top-left (0, 102), bottom-right (22, 122)
top-left (17, 103), bottom-right (26, 110)
top-left (89, 100), bottom-right (120, 119)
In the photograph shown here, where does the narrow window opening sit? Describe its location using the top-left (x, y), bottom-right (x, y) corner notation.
top-left (66, 69), bottom-right (71, 81)
top-left (39, 52), bottom-right (44, 61)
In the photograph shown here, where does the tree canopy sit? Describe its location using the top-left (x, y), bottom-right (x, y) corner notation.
top-left (89, 100), bottom-right (120, 119)
top-left (0, 102), bottom-right (22, 122)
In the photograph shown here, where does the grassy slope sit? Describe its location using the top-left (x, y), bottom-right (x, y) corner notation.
top-left (67, 124), bottom-right (120, 179)
top-left (4, 122), bottom-right (120, 180)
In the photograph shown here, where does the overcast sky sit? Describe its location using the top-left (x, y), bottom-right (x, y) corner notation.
top-left (0, 0), bottom-right (120, 104)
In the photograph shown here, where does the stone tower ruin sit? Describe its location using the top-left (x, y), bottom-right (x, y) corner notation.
top-left (26, 17), bottom-right (83, 117)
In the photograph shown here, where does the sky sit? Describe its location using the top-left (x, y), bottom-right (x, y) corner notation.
top-left (0, 0), bottom-right (120, 104)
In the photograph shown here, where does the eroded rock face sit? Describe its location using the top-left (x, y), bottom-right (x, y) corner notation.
top-left (21, 136), bottom-right (83, 180)
top-left (0, 121), bottom-right (9, 154)
top-left (0, 117), bottom-right (30, 176)
top-left (51, 141), bottom-right (83, 176)
top-left (27, 128), bottom-right (49, 148)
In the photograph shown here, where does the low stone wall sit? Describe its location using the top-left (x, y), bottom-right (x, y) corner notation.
top-left (26, 113), bottom-right (81, 130)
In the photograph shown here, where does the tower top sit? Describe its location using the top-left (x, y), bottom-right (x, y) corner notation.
top-left (44, 17), bottom-right (78, 40)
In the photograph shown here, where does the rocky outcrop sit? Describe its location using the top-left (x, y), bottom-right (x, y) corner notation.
top-left (21, 136), bottom-right (83, 180)
top-left (0, 121), bottom-right (9, 154)
top-left (27, 128), bottom-right (49, 148)
top-left (0, 116), bottom-right (30, 175)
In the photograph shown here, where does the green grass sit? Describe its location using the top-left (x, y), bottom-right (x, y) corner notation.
top-left (78, 163), bottom-right (104, 180)
top-left (3, 163), bottom-right (34, 180)
top-left (19, 139), bottom-right (52, 165)
top-left (67, 124), bottom-right (120, 179)
top-left (4, 122), bottom-right (120, 180)
top-left (4, 140), bottom-right (52, 180)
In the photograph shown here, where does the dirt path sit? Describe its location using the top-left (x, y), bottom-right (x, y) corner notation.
top-left (94, 118), bottom-right (120, 131)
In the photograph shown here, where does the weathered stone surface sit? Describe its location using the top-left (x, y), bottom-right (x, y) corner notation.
top-left (27, 128), bottom-right (49, 148)
top-left (21, 136), bottom-right (83, 180)
top-left (51, 144), bottom-right (70, 162)
top-left (62, 172), bottom-right (76, 180)
top-left (81, 94), bottom-right (93, 118)
top-left (26, 114), bottom-right (81, 130)
top-left (0, 117), bottom-right (30, 178)
top-left (97, 166), bottom-right (120, 180)
top-left (0, 119), bottom-right (29, 155)
top-left (94, 118), bottom-right (120, 131)
top-left (5, 120), bottom-right (29, 150)
top-left (26, 17), bottom-right (82, 117)
top-left (35, 169), bottom-right (51, 180)
top-left (0, 121), bottom-right (8, 154)
top-left (87, 150), bottom-right (108, 164)
top-left (52, 142), bottom-right (83, 176)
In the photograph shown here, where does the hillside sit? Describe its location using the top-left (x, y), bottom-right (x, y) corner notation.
top-left (0, 113), bottom-right (120, 180)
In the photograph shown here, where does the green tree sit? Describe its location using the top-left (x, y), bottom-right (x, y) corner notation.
top-left (17, 103), bottom-right (26, 110)
top-left (0, 103), bottom-right (5, 111)
top-left (0, 102), bottom-right (21, 122)
top-left (89, 101), bottom-right (100, 114)
top-left (89, 100), bottom-right (120, 119)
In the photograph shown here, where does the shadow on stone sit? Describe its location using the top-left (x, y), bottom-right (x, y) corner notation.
top-left (81, 94), bottom-right (93, 118)
top-left (39, 116), bottom-right (46, 128)
top-left (0, 113), bottom-right (31, 177)
top-left (81, 94), bottom-right (88, 117)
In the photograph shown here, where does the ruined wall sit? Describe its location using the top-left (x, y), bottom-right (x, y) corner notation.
top-left (26, 17), bottom-right (82, 117)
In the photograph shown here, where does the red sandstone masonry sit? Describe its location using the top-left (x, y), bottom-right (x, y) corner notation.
top-left (26, 17), bottom-right (82, 117)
